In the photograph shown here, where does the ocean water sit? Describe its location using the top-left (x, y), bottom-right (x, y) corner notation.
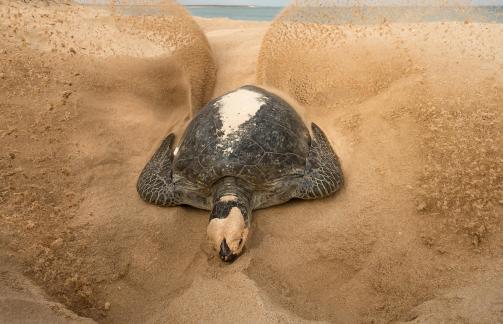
top-left (184, 5), bottom-right (503, 23)
top-left (79, 3), bottom-right (503, 23)
top-left (184, 6), bottom-right (283, 21)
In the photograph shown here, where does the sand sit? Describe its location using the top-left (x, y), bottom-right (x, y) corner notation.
top-left (1, 1), bottom-right (502, 323)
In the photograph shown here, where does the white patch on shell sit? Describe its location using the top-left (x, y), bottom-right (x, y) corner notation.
top-left (216, 88), bottom-right (265, 141)
top-left (173, 147), bottom-right (179, 156)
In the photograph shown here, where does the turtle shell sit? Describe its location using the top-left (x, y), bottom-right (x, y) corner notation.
top-left (173, 85), bottom-right (310, 189)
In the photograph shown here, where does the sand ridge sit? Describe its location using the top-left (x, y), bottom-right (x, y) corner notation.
top-left (1, 1), bottom-right (503, 323)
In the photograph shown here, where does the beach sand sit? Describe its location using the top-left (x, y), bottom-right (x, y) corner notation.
top-left (1, 1), bottom-right (502, 323)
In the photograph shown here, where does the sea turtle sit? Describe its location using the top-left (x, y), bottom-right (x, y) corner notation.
top-left (137, 85), bottom-right (343, 262)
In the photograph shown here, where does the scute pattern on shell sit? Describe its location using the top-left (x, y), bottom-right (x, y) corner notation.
top-left (137, 85), bottom-right (344, 212)
top-left (173, 85), bottom-right (310, 188)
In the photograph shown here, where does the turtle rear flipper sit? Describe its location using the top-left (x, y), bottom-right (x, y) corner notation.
top-left (295, 123), bottom-right (344, 200)
top-left (137, 133), bottom-right (182, 206)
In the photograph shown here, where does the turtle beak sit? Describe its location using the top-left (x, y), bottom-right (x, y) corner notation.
top-left (219, 239), bottom-right (237, 262)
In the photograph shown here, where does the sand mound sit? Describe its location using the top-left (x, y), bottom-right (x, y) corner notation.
top-left (1, 0), bottom-right (216, 320)
top-left (1, 0), bottom-right (503, 323)
top-left (253, 1), bottom-right (503, 321)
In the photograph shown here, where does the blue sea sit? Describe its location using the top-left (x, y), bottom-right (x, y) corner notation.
top-left (79, 3), bottom-right (503, 23)
top-left (185, 5), bottom-right (283, 21)
top-left (184, 5), bottom-right (503, 23)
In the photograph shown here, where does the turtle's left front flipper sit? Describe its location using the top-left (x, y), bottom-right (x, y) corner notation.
top-left (295, 123), bottom-right (344, 200)
top-left (137, 133), bottom-right (182, 206)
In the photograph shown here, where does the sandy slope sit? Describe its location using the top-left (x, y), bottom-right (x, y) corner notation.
top-left (0, 253), bottom-right (96, 324)
top-left (1, 1), bottom-right (503, 323)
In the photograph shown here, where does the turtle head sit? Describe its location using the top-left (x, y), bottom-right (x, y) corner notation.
top-left (207, 195), bottom-right (250, 262)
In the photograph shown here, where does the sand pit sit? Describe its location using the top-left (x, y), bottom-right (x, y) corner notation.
top-left (1, 0), bottom-right (502, 323)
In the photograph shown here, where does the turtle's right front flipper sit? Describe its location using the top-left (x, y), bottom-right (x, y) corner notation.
top-left (295, 123), bottom-right (344, 200)
top-left (137, 133), bottom-right (182, 206)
